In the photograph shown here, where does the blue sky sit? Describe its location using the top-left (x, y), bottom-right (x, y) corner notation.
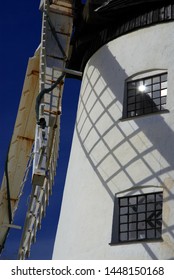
top-left (0, 1), bottom-right (81, 259)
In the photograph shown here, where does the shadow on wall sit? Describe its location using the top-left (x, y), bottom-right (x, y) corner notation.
top-left (75, 45), bottom-right (174, 259)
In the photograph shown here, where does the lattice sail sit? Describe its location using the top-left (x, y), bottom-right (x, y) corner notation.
top-left (0, 49), bottom-right (39, 253)
top-left (18, 0), bottom-right (73, 259)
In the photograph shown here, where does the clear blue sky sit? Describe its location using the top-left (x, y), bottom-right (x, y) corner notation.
top-left (0, 1), bottom-right (81, 259)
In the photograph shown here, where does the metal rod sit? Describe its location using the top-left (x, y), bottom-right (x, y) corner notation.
top-left (1, 224), bottom-right (22, 230)
top-left (54, 67), bottom-right (82, 77)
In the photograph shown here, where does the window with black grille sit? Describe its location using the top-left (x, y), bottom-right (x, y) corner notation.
top-left (111, 192), bottom-right (163, 244)
top-left (125, 73), bottom-right (167, 118)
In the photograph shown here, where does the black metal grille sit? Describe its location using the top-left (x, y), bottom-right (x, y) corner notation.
top-left (126, 72), bottom-right (167, 118)
top-left (119, 192), bottom-right (163, 242)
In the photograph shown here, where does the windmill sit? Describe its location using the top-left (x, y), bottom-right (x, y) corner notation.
top-left (1, 0), bottom-right (174, 260)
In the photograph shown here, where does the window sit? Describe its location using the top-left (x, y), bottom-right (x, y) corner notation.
top-left (111, 192), bottom-right (163, 244)
top-left (124, 72), bottom-right (167, 118)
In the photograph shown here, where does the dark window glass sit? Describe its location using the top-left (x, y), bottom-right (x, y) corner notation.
top-left (118, 192), bottom-right (163, 243)
top-left (126, 72), bottom-right (167, 118)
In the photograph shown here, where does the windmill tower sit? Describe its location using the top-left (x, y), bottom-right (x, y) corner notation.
top-left (53, 0), bottom-right (174, 259)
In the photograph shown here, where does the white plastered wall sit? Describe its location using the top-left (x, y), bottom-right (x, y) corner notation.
top-left (53, 22), bottom-right (174, 260)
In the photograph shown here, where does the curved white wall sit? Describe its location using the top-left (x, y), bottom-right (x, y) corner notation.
top-left (53, 22), bottom-right (174, 259)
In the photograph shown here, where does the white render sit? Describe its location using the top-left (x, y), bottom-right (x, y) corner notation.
top-left (53, 22), bottom-right (174, 259)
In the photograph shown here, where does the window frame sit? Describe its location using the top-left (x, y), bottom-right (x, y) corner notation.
top-left (122, 71), bottom-right (168, 119)
top-left (110, 191), bottom-right (163, 245)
